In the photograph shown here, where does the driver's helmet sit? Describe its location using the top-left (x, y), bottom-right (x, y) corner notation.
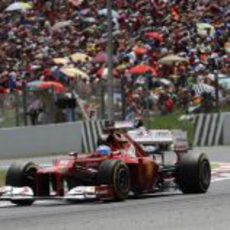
top-left (114, 133), bottom-right (128, 143)
top-left (96, 145), bottom-right (112, 156)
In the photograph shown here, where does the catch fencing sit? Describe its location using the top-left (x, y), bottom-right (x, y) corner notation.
top-left (0, 91), bottom-right (24, 128)
top-left (0, 79), bottom-right (126, 128)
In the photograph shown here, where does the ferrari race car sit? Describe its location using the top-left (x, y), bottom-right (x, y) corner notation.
top-left (0, 121), bottom-right (211, 205)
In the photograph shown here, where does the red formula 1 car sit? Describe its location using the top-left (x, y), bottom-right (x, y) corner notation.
top-left (0, 122), bottom-right (211, 205)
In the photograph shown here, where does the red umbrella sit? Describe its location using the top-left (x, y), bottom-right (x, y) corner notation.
top-left (93, 52), bottom-right (117, 63)
top-left (133, 47), bottom-right (147, 56)
top-left (144, 32), bottom-right (164, 43)
top-left (93, 52), bottom-right (108, 63)
top-left (27, 81), bottom-right (66, 94)
top-left (128, 65), bottom-right (157, 76)
top-left (0, 88), bottom-right (8, 94)
top-left (40, 81), bottom-right (65, 93)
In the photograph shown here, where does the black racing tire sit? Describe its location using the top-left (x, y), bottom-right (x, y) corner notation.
top-left (5, 162), bottom-right (38, 205)
top-left (176, 153), bottom-right (211, 194)
top-left (97, 160), bottom-right (130, 201)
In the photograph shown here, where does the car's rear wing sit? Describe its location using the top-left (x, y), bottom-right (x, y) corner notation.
top-left (103, 121), bottom-right (188, 152)
top-left (128, 128), bottom-right (188, 151)
top-left (103, 120), bottom-right (135, 131)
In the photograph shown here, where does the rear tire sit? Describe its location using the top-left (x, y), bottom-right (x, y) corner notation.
top-left (176, 153), bottom-right (211, 194)
top-left (5, 162), bottom-right (38, 205)
top-left (97, 160), bottom-right (130, 200)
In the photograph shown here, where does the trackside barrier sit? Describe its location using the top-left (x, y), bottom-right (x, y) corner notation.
top-left (193, 112), bottom-right (230, 146)
top-left (82, 113), bottom-right (230, 150)
top-left (0, 122), bottom-right (82, 159)
top-left (1, 113), bottom-right (230, 158)
top-left (81, 120), bottom-right (105, 153)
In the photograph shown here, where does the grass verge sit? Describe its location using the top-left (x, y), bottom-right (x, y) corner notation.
top-left (0, 170), bottom-right (6, 187)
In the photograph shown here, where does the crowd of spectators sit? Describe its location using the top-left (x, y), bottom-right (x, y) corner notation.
top-left (0, 0), bottom-right (230, 122)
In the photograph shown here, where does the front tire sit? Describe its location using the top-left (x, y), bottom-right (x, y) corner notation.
top-left (176, 153), bottom-right (211, 194)
top-left (97, 160), bottom-right (130, 201)
top-left (5, 162), bottom-right (38, 205)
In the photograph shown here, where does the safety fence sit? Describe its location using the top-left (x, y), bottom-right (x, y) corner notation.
top-left (0, 80), bottom-right (125, 128)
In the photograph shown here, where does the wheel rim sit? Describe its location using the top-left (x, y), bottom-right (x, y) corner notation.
top-left (23, 166), bottom-right (37, 191)
top-left (24, 167), bottom-right (36, 181)
top-left (116, 167), bottom-right (130, 193)
top-left (199, 160), bottom-right (211, 190)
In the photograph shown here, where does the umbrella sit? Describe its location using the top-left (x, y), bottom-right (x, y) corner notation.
top-left (52, 20), bottom-right (72, 31)
top-left (53, 57), bottom-right (70, 65)
top-left (27, 81), bottom-right (66, 94)
top-left (5, 2), bottom-right (33, 12)
top-left (144, 32), bottom-right (164, 43)
top-left (70, 53), bottom-right (92, 63)
top-left (196, 23), bottom-right (215, 37)
top-left (133, 47), bottom-right (147, 56)
top-left (128, 65), bottom-right (157, 76)
top-left (81, 17), bottom-right (96, 23)
top-left (158, 78), bottom-right (173, 86)
top-left (68, 0), bottom-right (84, 7)
top-left (98, 9), bottom-right (119, 18)
top-left (93, 52), bottom-right (116, 63)
top-left (158, 54), bottom-right (189, 65)
top-left (224, 42), bottom-right (230, 53)
top-left (27, 80), bottom-right (43, 86)
top-left (80, 8), bottom-right (90, 16)
top-left (93, 52), bottom-right (117, 63)
top-left (60, 67), bottom-right (89, 79)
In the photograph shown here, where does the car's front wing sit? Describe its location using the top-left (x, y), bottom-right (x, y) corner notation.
top-left (0, 185), bottom-right (115, 203)
top-left (0, 186), bottom-right (34, 201)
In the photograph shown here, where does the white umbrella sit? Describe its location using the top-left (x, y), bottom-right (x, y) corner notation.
top-left (158, 54), bottom-right (189, 65)
top-left (53, 57), bottom-right (70, 65)
top-left (98, 8), bottom-right (119, 18)
top-left (196, 23), bottom-right (215, 37)
top-left (224, 42), bottom-right (230, 53)
top-left (52, 20), bottom-right (72, 31)
top-left (5, 2), bottom-right (33, 12)
top-left (68, 0), bottom-right (84, 7)
top-left (60, 67), bottom-right (89, 79)
top-left (81, 17), bottom-right (96, 23)
top-left (158, 78), bottom-right (172, 86)
top-left (70, 53), bottom-right (92, 63)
